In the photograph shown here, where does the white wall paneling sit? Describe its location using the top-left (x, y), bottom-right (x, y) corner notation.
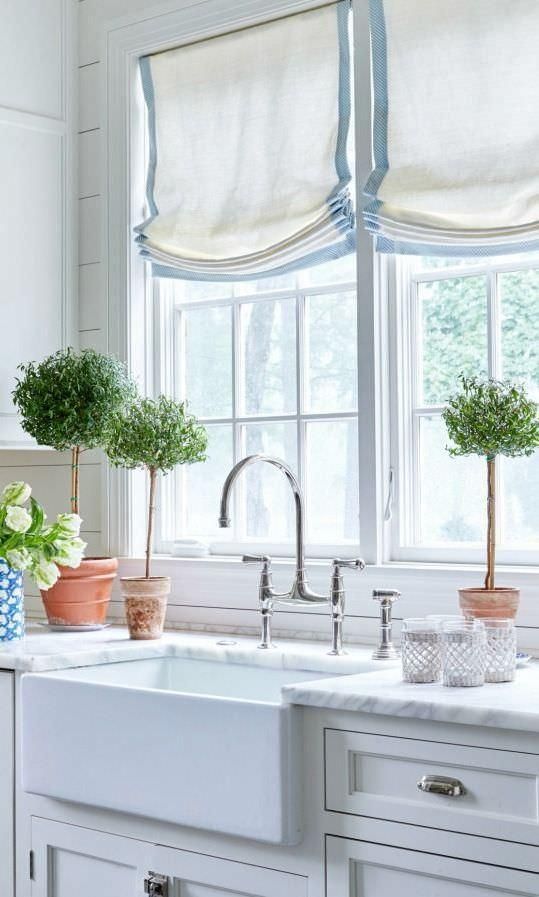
top-left (0, 0), bottom-right (77, 451)
top-left (79, 263), bottom-right (105, 330)
top-left (0, 0), bottom-right (63, 119)
top-left (79, 195), bottom-right (102, 265)
top-left (78, 129), bottom-right (101, 198)
top-left (78, 64), bottom-right (101, 132)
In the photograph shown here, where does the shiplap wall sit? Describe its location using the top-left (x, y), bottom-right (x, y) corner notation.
top-left (0, 0), bottom-right (84, 604)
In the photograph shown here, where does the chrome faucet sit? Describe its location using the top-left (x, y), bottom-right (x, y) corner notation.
top-left (219, 454), bottom-right (365, 653)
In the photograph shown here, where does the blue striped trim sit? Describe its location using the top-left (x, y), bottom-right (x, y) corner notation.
top-left (334, 0), bottom-right (353, 187)
top-left (139, 55), bottom-right (158, 219)
top-left (376, 236), bottom-right (539, 257)
top-left (363, 0), bottom-right (389, 200)
top-left (149, 231), bottom-right (357, 282)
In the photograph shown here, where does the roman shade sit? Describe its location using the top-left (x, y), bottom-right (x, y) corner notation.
top-left (364, 0), bottom-right (539, 257)
top-left (136, 2), bottom-right (355, 281)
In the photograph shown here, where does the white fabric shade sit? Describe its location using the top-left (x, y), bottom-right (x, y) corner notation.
top-left (364, 0), bottom-right (539, 256)
top-left (136, 2), bottom-right (355, 280)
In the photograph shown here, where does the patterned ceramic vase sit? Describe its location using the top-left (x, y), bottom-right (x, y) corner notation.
top-left (0, 558), bottom-right (24, 641)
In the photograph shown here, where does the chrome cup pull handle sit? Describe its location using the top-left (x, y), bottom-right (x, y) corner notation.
top-left (417, 775), bottom-right (466, 797)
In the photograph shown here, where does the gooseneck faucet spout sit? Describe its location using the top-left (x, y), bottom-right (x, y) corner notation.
top-left (219, 454), bottom-right (325, 604)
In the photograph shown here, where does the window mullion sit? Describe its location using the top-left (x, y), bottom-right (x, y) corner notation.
top-left (488, 271), bottom-right (505, 544)
top-left (232, 302), bottom-right (242, 541)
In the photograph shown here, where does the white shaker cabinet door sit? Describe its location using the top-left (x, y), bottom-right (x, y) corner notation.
top-left (326, 836), bottom-right (539, 897)
top-left (0, 671), bottom-right (14, 897)
top-left (31, 818), bottom-right (148, 897)
top-left (150, 843), bottom-right (308, 897)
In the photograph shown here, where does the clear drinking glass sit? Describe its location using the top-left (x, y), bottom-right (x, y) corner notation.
top-left (401, 619), bottom-right (441, 683)
top-left (426, 614), bottom-right (465, 625)
top-left (441, 620), bottom-right (486, 687)
top-left (483, 618), bottom-right (517, 683)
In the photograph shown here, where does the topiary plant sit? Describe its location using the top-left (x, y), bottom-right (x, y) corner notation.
top-left (443, 375), bottom-right (539, 590)
top-left (12, 349), bottom-right (135, 516)
top-left (106, 396), bottom-right (207, 578)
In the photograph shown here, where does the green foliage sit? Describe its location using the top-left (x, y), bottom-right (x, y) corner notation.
top-left (106, 395), bottom-right (208, 473)
top-left (421, 268), bottom-right (539, 404)
top-left (443, 376), bottom-right (539, 460)
top-left (12, 348), bottom-right (135, 451)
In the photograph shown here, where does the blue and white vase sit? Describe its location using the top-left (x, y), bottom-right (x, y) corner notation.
top-left (0, 559), bottom-right (24, 641)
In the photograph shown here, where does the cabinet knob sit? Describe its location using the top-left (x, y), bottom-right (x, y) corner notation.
top-left (417, 775), bottom-right (466, 797)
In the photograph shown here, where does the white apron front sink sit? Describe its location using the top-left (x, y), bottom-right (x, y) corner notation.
top-left (21, 656), bottom-right (353, 844)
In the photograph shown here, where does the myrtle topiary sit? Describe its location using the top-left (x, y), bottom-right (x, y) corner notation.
top-left (443, 375), bottom-right (539, 589)
top-left (106, 396), bottom-right (207, 577)
top-left (12, 348), bottom-right (135, 515)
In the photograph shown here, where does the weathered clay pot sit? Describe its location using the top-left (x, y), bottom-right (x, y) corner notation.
top-left (458, 587), bottom-right (520, 620)
top-left (121, 576), bottom-right (170, 640)
top-left (41, 557), bottom-right (118, 627)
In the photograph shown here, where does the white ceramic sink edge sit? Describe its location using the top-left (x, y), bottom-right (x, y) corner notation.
top-left (21, 654), bottom-right (384, 845)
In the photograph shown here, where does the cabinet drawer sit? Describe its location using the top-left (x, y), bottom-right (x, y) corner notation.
top-left (326, 836), bottom-right (539, 897)
top-left (325, 728), bottom-right (539, 845)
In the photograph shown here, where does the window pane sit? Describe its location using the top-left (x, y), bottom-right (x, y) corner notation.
top-left (419, 275), bottom-right (487, 406)
top-left (183, 424), bottom-right (233, 538)
top-left (240, 298), bottom-right (296, 416)
top-left (501, 452), bottom-right (539, 546)
top-left (180, 306), bottom-right (232, 418)
top-left (304, 291), bottom-right (357, 413)
top-left (305, 419), bottom-right (359, 543)
top-left (233, 271), bottom-right (297, 296)
top-left (173, 279), bottom-right (233, 303)
top-left (418, 415), bottom-right (485, 544)
top-left (243, 422), bottom-right (297, 540)
top-left (500, 268), bottom-right (539, 397)
top-left (298, 252), bottom-right (356, 287)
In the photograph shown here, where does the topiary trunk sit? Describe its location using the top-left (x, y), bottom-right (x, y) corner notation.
top-left (146, 468), bottom-right (157, 579)
top-left (71, 446), bottom-right (81, 515)
top-left (485, 456), bottom-right (496, 590)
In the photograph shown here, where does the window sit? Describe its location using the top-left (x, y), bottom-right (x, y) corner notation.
top-left (392, 253), bottom-right (539, 563)
top-left (154, 253), bottom-right (360, 557)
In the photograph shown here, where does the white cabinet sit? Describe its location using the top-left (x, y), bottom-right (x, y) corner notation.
top-left (325, 727), bottom-right (539, 844)
top-left (0, 672), bottom-right (14, 897)
top-left (31, 818), bottom-right (308, 897)
top-left (326, 836), bottom-right (539, 897)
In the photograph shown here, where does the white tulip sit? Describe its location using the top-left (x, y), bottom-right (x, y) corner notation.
top-left (56, 513), bottom-right (83, 537)
top-left (1, 481), bottom-right (31, 506)
top-left (5, 548), bottom-right (32, 571)
top-left (5, 505), bottom-right (32, 533)
top-left (31, 560), bottom-right (59, 591)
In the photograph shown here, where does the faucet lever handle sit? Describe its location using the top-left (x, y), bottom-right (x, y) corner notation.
top-left (242, 554), bottom-right (271, 570)
top-left (332, 557), bottom-right (366, 573)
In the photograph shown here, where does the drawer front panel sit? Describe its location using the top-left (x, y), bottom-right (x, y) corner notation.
top-left (326, 836), bottom-right (539, 897)
top-left (325, 728), bottom-right (539, 844)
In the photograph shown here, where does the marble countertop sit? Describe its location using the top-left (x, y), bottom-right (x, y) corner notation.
top-left (3, 626), bottom-right (538, 733)
top-left (283, 663), bottom-right (539, 732)
top-left (0, 624), bottom-right (389, 674)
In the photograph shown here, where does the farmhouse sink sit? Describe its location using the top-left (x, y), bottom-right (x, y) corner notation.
top-left (21, 655), bottom-right (376, 844)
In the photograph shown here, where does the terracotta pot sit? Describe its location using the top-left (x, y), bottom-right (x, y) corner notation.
top-left (458, 587), bottom-right (520, 620)
top-left (41, 557), bottom-right (118, 627)
top-left (121, 576), bottom-right (170, 640)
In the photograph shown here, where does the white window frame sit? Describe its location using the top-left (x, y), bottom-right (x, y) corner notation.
top-left (106, 0), bottom-right (385, 567)
top-left (389, 253), bottom-right (539, 566)
top-left (153, 275), bottom-right (360, 559)
top-left (104, 0), bottom-right (539, 645)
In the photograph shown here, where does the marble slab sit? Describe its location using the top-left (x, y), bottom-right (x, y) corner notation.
top-left (283, 663), bottom-right (539, 733)
top-left (0, 624), bottom-right (393, 674)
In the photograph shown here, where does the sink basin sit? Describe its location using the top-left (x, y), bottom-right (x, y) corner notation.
top-left (21, 655), bottom-right (376, 844)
